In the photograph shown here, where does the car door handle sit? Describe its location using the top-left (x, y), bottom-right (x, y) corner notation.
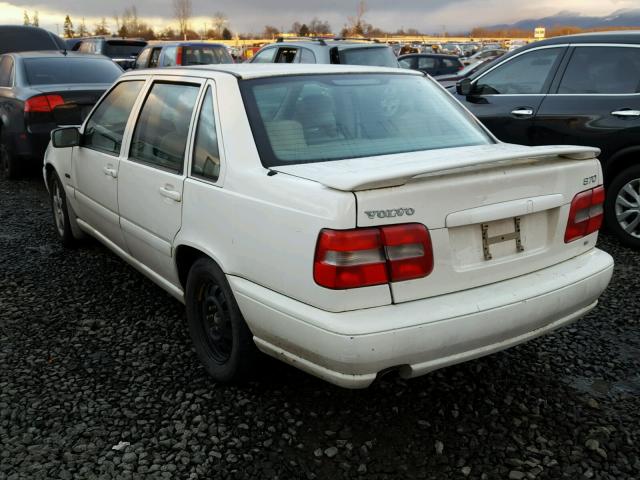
top-left (159, 185), bottom-right (182, 202)
top-left (611, 109), bottom-right (640, 117)
top-left (103, 166), bottom-right (117, 178)
top-left (511, 108), bottom-right (534, 117)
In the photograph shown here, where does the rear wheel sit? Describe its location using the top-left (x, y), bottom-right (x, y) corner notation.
top-left (0, 141), bottom-right (19, 180)
top-left (605, 165), bottom-right (640, 249)
top-left (185, 258), bottom-right (258, 382)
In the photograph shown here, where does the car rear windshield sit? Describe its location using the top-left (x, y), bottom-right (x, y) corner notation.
top-left (0, 28), bottom-right (63, 54)
top-left (241, 73), bottom-right (492, 167)
top-left (182, 46), bottom-right (233, 65)
top-left (104, 41), bottom-right (146, 58)
top-left (24, 58), bottom-right (122, 85)
top-left (337, 46), bottom-right (398, 67)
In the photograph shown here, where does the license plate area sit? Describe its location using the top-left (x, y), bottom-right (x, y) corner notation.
top-left (481, 216), bottom-right (524, 261)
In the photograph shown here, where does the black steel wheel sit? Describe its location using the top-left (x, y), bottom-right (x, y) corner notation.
top-left (185, 257), bottom-right (258, 382)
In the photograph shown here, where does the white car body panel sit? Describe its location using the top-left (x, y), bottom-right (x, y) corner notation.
top-left (43, 64), bottom-right (614, 388)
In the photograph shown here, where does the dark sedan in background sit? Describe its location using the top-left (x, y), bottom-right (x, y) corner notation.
top-left (398, 53), bottom-right (463, 76)
top-left (0, 51), bottom-right (122, 178)
top-left (452, 31), bottom-right (640, 248)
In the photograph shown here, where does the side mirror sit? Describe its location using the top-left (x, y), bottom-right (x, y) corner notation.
top-left (51, 127), bottom-right (80, 148)
top-left (456, 78), bottom-right (473, 96)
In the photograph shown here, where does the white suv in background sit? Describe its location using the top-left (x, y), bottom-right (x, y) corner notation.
top-left (44, 64), bottom-right (613, 388)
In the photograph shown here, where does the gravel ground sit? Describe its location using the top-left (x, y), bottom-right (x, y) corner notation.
top-left (1, 175), bottom-right (639, 480)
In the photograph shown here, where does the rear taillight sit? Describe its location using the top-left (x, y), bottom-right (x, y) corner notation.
top-left (314, 224), bottom-right (433, 289)
top-left (24, 94), bottom-right (64, 113)
top-left (565, 185), bottom-right (605, 243)
top-left (176, 46), bottom-right (184, 66)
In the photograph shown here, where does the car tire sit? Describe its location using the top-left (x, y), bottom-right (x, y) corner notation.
top-left (0, 141), bottom-right (19, 180)
top-left (604, 165), bottom-right (640, 249)
top-left (49, 172), bottom-right (76, 247)
top-left (185, 257), bottom-right (258, 382)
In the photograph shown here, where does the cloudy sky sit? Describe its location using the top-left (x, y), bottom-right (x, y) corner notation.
top-left (2, 0), bottom-right (638, 35)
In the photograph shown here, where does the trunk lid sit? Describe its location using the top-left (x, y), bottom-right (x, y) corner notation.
top-left (274, 143), bottom-right (603, 303)
top-left (31, 84), bottom-right (109, 125)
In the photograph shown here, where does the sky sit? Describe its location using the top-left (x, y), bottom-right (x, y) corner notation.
top-left (2, 0), bottom-right (639, 35)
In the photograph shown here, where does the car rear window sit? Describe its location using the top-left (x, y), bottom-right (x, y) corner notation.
top-left (24, 58), bottom-right (122, 85)
top-left (337, 47), bottom-right (398, 67)
top-left (182, 46), bottom-right (233, 65)
top-left (0, 28), bottom-right (63, 54)
top-left (104, 41), bottom-right (146, 58)
top-left (241, 73), bottom-right (492, 167)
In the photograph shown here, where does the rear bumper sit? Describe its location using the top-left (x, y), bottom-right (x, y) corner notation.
top-left (230, 248), bottom-right (614, 388)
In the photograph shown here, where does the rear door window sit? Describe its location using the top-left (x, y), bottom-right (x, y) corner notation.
top-left (82, 80), bottom-right (144, 156)
top-left (275, 48), bottom-right (299, 63)
top-left (558, 46), bottom-right (640, 94)
top-left (474, 47), bottom-right (564, 95)
top-left (130, 82), bottom-right (200, 173)
top-left (417, 57), bottom-right (436, 70)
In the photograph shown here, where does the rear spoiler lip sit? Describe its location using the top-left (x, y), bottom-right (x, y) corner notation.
top-left (271, 144), bottom-right (601, 192)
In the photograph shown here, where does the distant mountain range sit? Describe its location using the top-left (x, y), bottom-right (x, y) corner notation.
top-left (486, 8), bottom-right (640, 31)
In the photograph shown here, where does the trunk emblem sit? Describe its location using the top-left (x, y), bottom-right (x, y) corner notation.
top-left (365, 208), bottom-right (415, 220)
top-left (481, 217), bottom-right (525, 261)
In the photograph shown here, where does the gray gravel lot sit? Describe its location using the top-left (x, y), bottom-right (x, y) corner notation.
top-left (1, 175), bottom-right (639, 480)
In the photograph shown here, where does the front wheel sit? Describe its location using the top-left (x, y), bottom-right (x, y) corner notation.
top-left (185, 258), bottom-right (258, 382)
top-left (49, 172), bottom-right (76, 247)
top-left (604, 165), bottom-right (640, 249)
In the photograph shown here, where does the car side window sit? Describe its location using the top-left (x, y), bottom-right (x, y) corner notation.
top-left (300, 48), bottom-right (316, 64)
top-left (0, 56), bottom-right (14, 87)
top-left (474, 47), bottom-right (563, 95)
top-left (192, 87), bottom-right (220, 182)
top-left (398, 57), bottom-right (414, 69)
top-left (135, 48), bottom-right (151, 69)
top-left (442, 58), bottom-right (459, 69)
top-left (130, 82), bottom-right (200, 173)
top-left (276, 48), bottom-right (298, 63)
top-left (418, 57), bottom-right (436, 70)
top-left (82, 80), bottom-right (144, 156)
top-left (162, 47), bottom-right (177, 66)
top-left (252, 48), bottom-right (276, 63)
top-left (558, 46), bottom-right (640, 94)
top-left (149, 48), bottom-right (162, 68)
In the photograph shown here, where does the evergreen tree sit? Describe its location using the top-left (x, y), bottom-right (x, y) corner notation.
top-left (32, 12), bottom-right (39, 27)
top-left (63, 15), bottom-right (75, 38)
top-left (222, 27), bottom-right (232, 40)
top-left (23, 11), bottom-right (30, 26)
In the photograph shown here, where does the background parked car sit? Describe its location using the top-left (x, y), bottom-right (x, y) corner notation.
top-left (398, 53), bottom-right (463, 76)
top-left (452, 31), bottom-right (640, 248)
top-left (249, 37), bottom-right (398, 67)
top-left (0, 51), bottom-right (123, 179)
top-left (134, 42), bottom-right (233, 69)
top-left (0, 25), bottom-right (65, 55)
top-left (71, 37), bottom-right (147, 70)
top-left (462, 48), bottom-right (506, 66)
top-left (433, 58), bottom-right (495, 87)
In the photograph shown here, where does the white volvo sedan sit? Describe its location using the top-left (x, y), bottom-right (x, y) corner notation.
top-left (44, 64), bottom-right (614, 388)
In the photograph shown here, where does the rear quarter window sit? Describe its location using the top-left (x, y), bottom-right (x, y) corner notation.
top-left (338, 47), bottom-right (398, 67)
top-left (183, 46), bottom-right (233, 65)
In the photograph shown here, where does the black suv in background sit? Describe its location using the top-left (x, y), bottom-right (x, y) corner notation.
top-left (0, 25), bottom-right (65, 54)
top-left (72, 37), bottom-right (147, 70)
top-left (452, 31), bottom-right (640, 248)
